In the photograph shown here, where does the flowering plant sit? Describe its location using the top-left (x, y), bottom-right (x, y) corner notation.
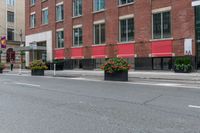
top-left (0, 63), bottom-right (5, 70)
top-left (101, 58), bottom-right (131, 73)
top-left (30, 60), bottom-right (48, 70)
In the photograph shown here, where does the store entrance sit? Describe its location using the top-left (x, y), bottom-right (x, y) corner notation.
top-left (73, 59), bottom-right (83, 69)
top-left (153, 57), bottom-right (172, 70)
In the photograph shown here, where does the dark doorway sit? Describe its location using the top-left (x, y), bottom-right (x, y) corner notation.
top-left (6, 48), bottom-right (15, 63)
top-left (153, 57), bottom-right (172, 70)
top-left (73, 59), bottom-right (83, 69)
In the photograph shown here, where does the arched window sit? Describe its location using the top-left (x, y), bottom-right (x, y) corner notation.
top-left (6, 48), bottom-right (15, 63)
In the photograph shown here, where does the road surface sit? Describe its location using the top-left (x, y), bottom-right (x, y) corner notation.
top-left (0, 75), bottom-right (200, 133)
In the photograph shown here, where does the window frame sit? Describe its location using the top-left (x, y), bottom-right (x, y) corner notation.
top-left (119, 16), bottom-right (134, 43)
top-left (73, 0), bottom-right (82, 17)
top-left (56, 29), bottom-right (64, 48)
top-left (42, 8), bottom-right (49, 25)
top-left (30, 12), bottom-right (36, 28)
top-left (94, 22), bottom-right (105, 45)
top-left (118, 0), bottom-right (134, 6)
top-left (93, 0), bottom-right (105, 12)
top-left (152, 9), bottom-right (172, 40)
top-left (73, 25), bottom-right (83, 47)
top-left (56, 2), bottom-right (64, 22)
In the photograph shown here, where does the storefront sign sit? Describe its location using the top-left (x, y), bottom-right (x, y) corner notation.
top-left (192, 0), bottom-right (200, 6)
top-left (184, 39), bottom-right (193, 55)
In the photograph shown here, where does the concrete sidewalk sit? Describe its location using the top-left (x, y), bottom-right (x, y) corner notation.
top-left (45, 69), bottom-right (200, 81)
top-left (3, 69), bottom-right (200, 81)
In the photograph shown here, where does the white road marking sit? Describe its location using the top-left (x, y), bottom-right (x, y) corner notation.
top-left (188, 105), bottom-right (200, 109)
top-left (15, 82), bottom-right (41, 87)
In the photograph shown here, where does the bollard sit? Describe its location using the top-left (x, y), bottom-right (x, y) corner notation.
top-left (54, 64), bottom-right (56, 76)
top-left (18, 64), bottom-right (22, 75)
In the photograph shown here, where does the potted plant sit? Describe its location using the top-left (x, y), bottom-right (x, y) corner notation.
top-left (101, 58), bottom-right (131, 81)
top-left (0, 63), bottom-right (5, 74)
top-left (174, 57), bottom-right (192, 73)
top-left (30, 60), bottom-right (48, 76)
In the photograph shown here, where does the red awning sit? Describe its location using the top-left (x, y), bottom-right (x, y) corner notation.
top-left (92, 45), bottom-right (107, 58)
top-left (117, 43), bottom-right (134, 58)
top-left (54, 49), bottom-right (65, 60)
top-left (71, 47), bottom-right (83, 59)
top-left (152, 40), bottom-right (173, 57)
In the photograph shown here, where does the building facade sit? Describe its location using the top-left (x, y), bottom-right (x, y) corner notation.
top-left (25, 0), bottom-right (199, 70)
top-left (0, 0), bottom-right (25, 68)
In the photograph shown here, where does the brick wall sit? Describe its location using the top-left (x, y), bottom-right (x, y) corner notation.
top-left (25, 0), bottom-right (196, 59)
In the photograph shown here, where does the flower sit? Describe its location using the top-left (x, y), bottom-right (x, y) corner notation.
top-left (101, 58), bottom-right (131, 73)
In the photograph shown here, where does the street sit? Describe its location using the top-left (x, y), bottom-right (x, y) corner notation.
top-left (0, 75), bottom-right (200, 133)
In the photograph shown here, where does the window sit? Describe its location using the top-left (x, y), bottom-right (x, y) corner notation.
top-left (7, 11), bottom-right (14, 22)
top-left (56, 4), bottom-right (64, 21)
top-left (56, 30), bottom-right (64, 48)
top-left (7, 0), bottom-right (15, 6)
top-left (119, 0), bottom-right (134, 5)
top-left (94, 0), bottom-right (105, 11)
top-left (94, 23), bottom-right (105, 44)
top-left (73, 0), bottom-right (82, 17)
top-left (73, 27), bottom-right (83, 46)
top-left (30, 0), bottom-right (36, 6)
top-left (30, 13), bottom-right (36, 28)
top-left (42, 8), bottom-right (48, 24)
top-left (153, 11), bottom-right (171, 39)
top-left (119, 18), bottom-right (134, 42)
top-left (7, 28), bottom-right (14, 41)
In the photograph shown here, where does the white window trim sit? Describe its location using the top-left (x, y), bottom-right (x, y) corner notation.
top-left (152, 6), bottom-right (171, 13)
top-left (93, 19), bottom-right (105, 24)
top-left (42, 7), bottom-right (48, 11)
top-left (56, 1), bottom-right (64, 6)
top-left (73, 24), bottom-right (82, 29)
top-left (119, 14), bottom-right (134, 20)
top-left (56, 28), bottom-right (64, 32)
top-left (30, 12), bottom-right (36, 15)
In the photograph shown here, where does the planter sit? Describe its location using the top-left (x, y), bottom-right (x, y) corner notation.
top-left (31, 69), bottom-right (44, 76)
top-left (104, 71), bottom-right (128, 81)
top-left (174, 69), bottom-right (191, 73)
top-left (0, 69), bottom-right (3, 74)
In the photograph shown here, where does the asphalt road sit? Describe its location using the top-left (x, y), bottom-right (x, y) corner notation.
top-left (0, 75), bottom-right (200, 133)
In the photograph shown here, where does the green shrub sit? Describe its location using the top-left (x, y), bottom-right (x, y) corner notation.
top-left (174, 57), bottom-right (192, 72)
top-left (30, 60), bottom-right (48, 70)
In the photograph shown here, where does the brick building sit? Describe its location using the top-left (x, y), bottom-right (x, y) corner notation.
top-left (25, 0), bottom-right (200, 70)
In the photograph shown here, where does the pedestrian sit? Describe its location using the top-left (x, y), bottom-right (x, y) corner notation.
top-left (10, 59), bottom-right (14, 71)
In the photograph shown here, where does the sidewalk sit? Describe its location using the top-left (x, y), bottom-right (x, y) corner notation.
top-left (45, 69), bottom-right (200, 81)
top-left (3, 69), bottom-right (200, 82)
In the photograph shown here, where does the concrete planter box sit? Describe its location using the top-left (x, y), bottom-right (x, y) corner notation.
top-left (104, 71), bottom-right (128, 81)
top-left (31, 70), bottom-right (44, 76)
